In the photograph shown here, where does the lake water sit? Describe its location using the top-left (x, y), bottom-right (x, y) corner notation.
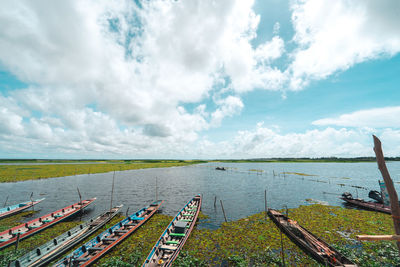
top-left (1, 162), bottom-right (400, 228)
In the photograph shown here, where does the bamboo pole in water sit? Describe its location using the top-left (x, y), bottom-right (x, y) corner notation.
top-left (3, 195), bottom-right (8, 207)
top-left (110, 171), bottom-right (116, 211)
top-left (30, 192), bottom-right (34, 211)
top-left (373, 135), bottom-right (400, 256)
top-left (220, 200), bottom-right (227, 223)
top-left (264, 189), bottom-right (267, 220)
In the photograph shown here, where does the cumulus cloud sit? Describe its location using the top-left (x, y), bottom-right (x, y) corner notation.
top-left (0, 0), bottom-right (399, 158)
top-left (211, 96), bottom-right (244, 126)
top-left (0, 0), bottom-right (292, 158)
top-left (288, 0), bottom-right (400, 89)
top-left (313, 106), bottom-right (400, 128)
top-left (196, 124), bottom-right (400, 158)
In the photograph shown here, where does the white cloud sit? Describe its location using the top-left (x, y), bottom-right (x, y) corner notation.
top-left (0, 0), bottom-right (293, 157)
top-left (196, 125), bottom-right (400, 158)
top-left (313, 106), bottom-right (400, 128)
top-left (211, 96), bottom-right (244, 126)
top-left (288, 0), bottom-right (400, 89)
top-left (1, 0), bottom-right (399, 158)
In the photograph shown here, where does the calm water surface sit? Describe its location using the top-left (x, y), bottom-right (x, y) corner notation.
top-left (1, 162), bottom-right (400, 228)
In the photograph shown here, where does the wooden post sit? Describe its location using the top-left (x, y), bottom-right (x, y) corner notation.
top-left (3, 195), bottom-right (8, 207)
top-left (280, 229), bottom-right (285, 267)
top-left (214, 196), bottom-right (217, 208)
top-left (373, 135), bottom-right (400, 255)
top-left (126, 207), bottom-right (130, 218)
top-left (15, 232), bottom-right (21, 252)
top-left (30, 192), bottom-right (34, 211)
top-left (155, 177), bottom-right (158, 201)
top-left (110, 171), bottom-right (116, 211)
top-left (264, 189), bottom-right (267, 220)
top-left (220, 200), bottom-right (227, 223)
top-left (77, 187), bottom-right (82, 206)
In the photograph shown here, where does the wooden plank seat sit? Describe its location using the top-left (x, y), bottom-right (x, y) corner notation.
top-left (114, 229), bottom-right (129, 234)
top-left (170, 233), bottom-right (185, 237)
top-left (102, 238), bottom-right (117, 243)
top-left (72, 257), bottom-right (90, 263)
top-left (42, 218), bottom-right (54, 223)
top-left (160, 244), bottom-right (178, 250)
top-left (131, 216), bottom-right (145, 221)
top-left (166, 240), bottom-right (179, 245)
top-left (88, 247), bottom-right (104, 252)
top-left (179, 219), bottom-right (193, 222)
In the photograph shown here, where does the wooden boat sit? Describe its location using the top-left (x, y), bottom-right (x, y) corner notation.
top-left (0, 198), bottom-right (45, 220)
top-left (215, 167), bottom-right (226, 171)
top-left (55, 200), bottom-right (164, 267)
top-left (143, 195), bottom-right (202, 267)
top-left (12, 205), bottom-right (123, 267)
top-left (268, 209), bottom-right (357, 267)
top-left (0, 198), bottom-right (96, 250)
top-left (341, 192), bottom-right (391, 214)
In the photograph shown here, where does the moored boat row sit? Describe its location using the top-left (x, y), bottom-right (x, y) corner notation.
top-left (3, 192), bottom-right (366, 266)
top-left (0, 198), bottom-right (96, 250)
top-left (12, 205), bottom-right (123, 267)
top-left (4, 195), bottom-right (203, 267)
top-left (55, 200), bottom-right (164, 267)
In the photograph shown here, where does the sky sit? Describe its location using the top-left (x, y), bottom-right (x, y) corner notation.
top-left (0, 0), bottom-right (399, 159)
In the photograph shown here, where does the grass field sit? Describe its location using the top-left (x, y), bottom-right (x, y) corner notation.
top-left (0, 160), bottom-right (204, 183)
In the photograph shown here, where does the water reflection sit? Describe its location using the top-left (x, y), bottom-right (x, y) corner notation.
top-left (1, 162), bottom-right (399, 228)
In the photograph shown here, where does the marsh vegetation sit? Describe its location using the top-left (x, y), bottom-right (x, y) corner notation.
top-left (1, 205), bottom-right (398, 266)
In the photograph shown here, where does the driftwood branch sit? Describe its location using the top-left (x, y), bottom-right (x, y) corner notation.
top-left (357, 235), bottom-right (400, 241)
top-left (373, 135), bottom-right (400, 255)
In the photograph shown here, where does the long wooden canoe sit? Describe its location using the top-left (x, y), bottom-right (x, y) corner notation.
top-left (0, 198), bottom-right (45, 220)
top-left (143, 195), bottom-right (202, 267)
top-left (0, 198), bottom-right (96, 250)
top-left (12, 205), bottom-right (123, 267)
top-left (268, 209), bottom-right (357, 267)
top-left (55, 200), bottom-right (164, 267)
top-left (341, 192), bottom-right (391, 214)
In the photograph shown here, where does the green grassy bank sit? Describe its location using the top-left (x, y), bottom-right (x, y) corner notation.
top-left (0, 160), bottom-right (204, 183)
top-left (1, 205), bottom-right (398, 266)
